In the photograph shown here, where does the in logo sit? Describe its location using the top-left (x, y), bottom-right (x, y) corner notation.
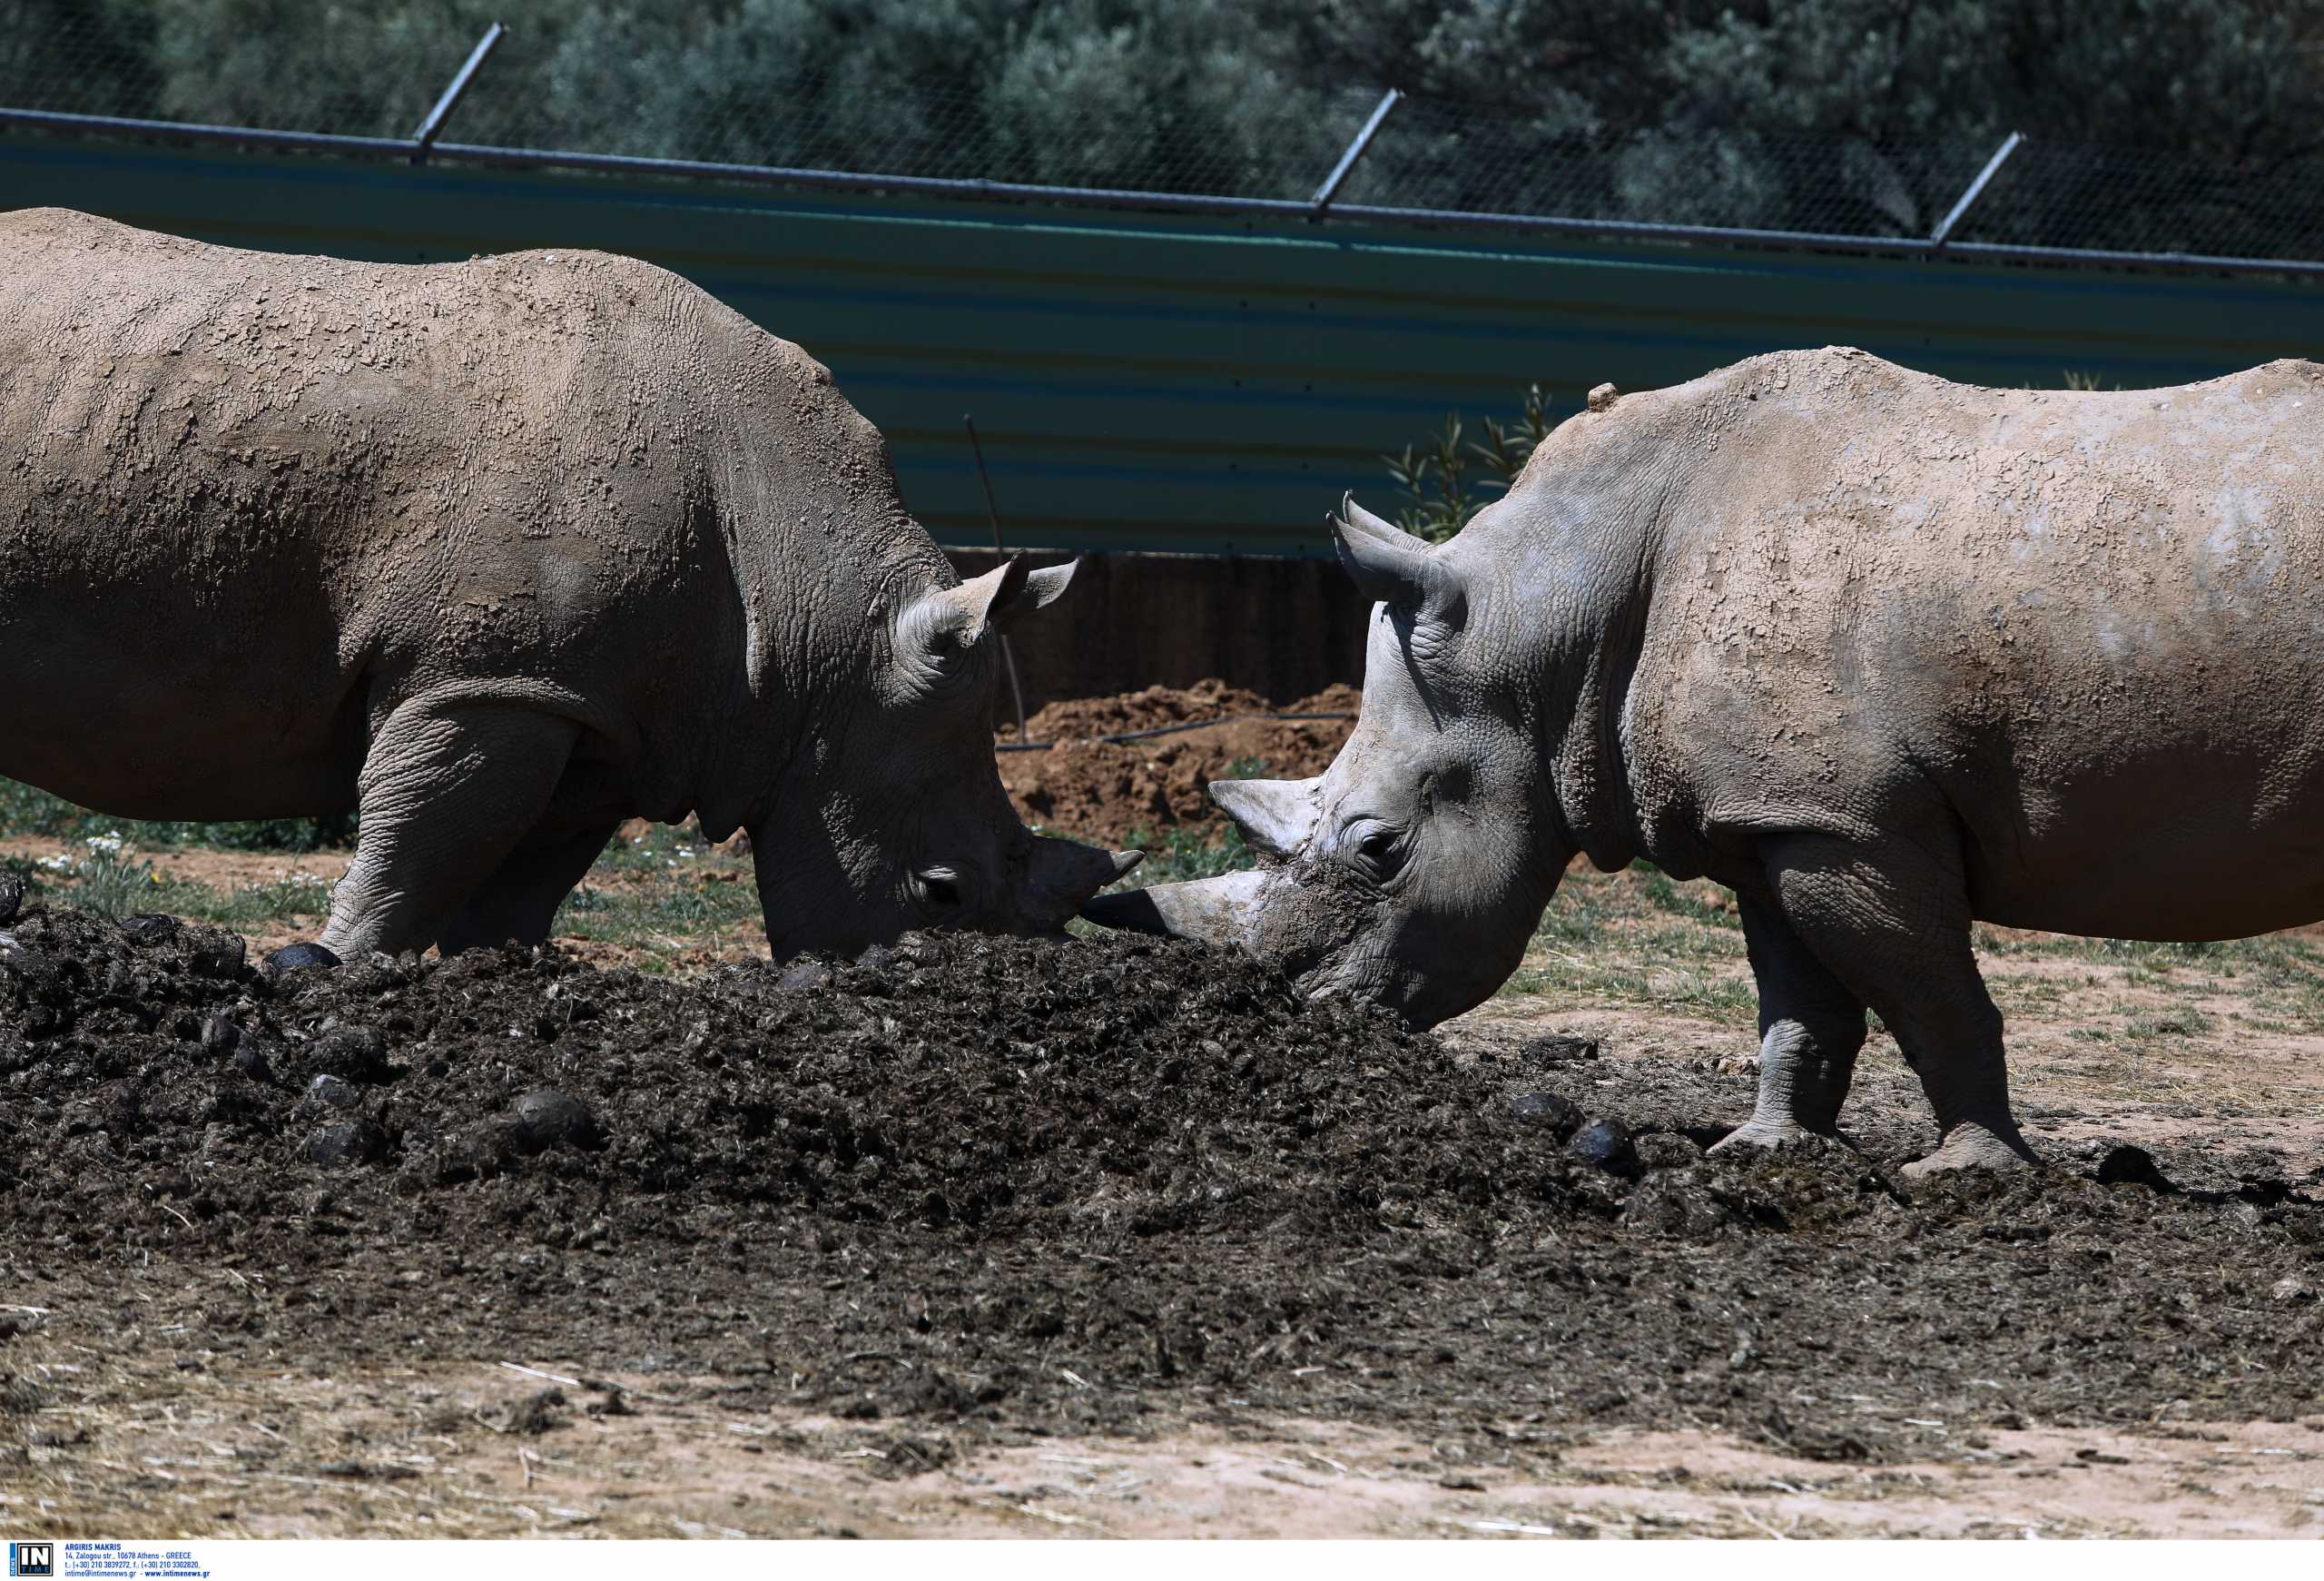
top-left (8, 1545), bottom-right (52, 1578)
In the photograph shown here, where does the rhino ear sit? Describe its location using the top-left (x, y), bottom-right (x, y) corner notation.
top-left (901, 557), bottom-right (1081, 659)
top-left (996, 558), bottom-right (1078, 628)
top-left (1331, 493), bottom-right (1460, 617)
top-left (1211, 776), bottom-right (1322, 858)
top-left (899, 558), bottom-right (1031, 657)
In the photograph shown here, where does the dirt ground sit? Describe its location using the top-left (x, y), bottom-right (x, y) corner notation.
top-left (998, 682), bottom-right (1358, 849)
top-left (5, 868), bottom-right (2324, 1539)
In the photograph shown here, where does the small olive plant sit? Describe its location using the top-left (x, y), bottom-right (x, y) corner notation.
top-left (1383, 382), bottom-right (1554, 544)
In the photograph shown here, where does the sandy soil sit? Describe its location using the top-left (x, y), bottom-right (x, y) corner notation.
top-left (8, 1353), bottom-right (2319, 1538)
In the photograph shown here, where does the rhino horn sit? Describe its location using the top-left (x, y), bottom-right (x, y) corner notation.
top-left (1022, 834), bottom-right (1143, 927)
top-left (1210, 776), bottom-right (1321, 857)
top-left (1336, 492), bottom-right (1411, 546)
top-left (1079, 868), bottom-right (1268, 948)
top-left (1331, 493), bottom-right (1457, 612)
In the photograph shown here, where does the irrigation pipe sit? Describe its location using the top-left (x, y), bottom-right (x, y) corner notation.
top-left (993, 710), bottom-right (1355, 753)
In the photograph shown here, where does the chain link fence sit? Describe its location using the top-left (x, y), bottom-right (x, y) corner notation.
top-left (8, 4), bottom-right (2323, 269)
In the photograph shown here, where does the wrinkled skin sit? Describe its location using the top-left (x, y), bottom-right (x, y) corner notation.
top-left (0, 209), bottom-right (1133, 962)
top-left (1091, 348), bottom-right (2324, 1173)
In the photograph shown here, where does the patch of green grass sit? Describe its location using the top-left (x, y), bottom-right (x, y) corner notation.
top-left (18, 841), bottom-right (338, 925)
top-left (164, 877), bottom-right (337, 928)
top-left (0, 777), bottom-right (353, 852)
top-left (1220, 756), bottom-right (1269, 781)
top-left (1503, 957), bottom-right (1757, 1017)
top-left (551, 872), bottom-right (762, 947)
top-left (2127, 1008), bottom-right (2213, 1039)
top-left (61, 845), bottom-right (162, 919)
top-left (556, 825), bottom-right (761, 950)
top-left (1985, 932), bottom-right (2230, 965)
top-left (592, 819), bottom-right (732, 875)
top-left (1503, 865), bottom-right (1757, 1023)
top-left (1115, 824), bottom-right (1255, 887)
top-left (1639, 865), bottom-right (1742, 930)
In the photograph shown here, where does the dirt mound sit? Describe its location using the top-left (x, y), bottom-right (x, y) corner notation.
top-left (5, 901), bottom-right (2323, 1459)
top-left (1002, 717), bottom-right (1354, 846)
top-left (1016, 680), bottom-right (1360, 746)
top-left (1019, 680), bottom-right (1275, 743)
top-left (998, 679), bottom-right (1364, 845)
top-left (1284, 682), bottom-right (1362, 716)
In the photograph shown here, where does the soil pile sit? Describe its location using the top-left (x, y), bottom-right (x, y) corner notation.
top-left (1000, 683), bottom-right (1361, 846)
top-left (4, 901), bottom-right (2322, 1457)
top-left (1018, 680), bottom-right (1273, 742)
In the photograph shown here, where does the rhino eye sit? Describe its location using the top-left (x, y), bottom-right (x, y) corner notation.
top-left (912, 869), bottom-right (963, 911)
top-left (1352, 826), bottom-right (1406, 881)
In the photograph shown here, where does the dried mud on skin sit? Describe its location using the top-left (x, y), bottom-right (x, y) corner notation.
top-left (3, 903), bottom-right (2323, 1479)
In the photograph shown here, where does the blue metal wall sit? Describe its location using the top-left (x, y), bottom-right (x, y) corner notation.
top-left (5, 133), bottom-right (2318, 558)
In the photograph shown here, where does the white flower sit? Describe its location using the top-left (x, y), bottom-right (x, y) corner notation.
top-left (84, 835), bottom-right (123, 858)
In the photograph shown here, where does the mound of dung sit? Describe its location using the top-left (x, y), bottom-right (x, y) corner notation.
top-left (0, 904), bottom-right (1641, 1240)
top-left (5, 901), bottom-right (2323, 1455)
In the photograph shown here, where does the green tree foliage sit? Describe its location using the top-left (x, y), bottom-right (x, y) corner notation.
top-left (1265, 0), bottom-right (2324, 249)
top-left (29, 0), bottom-right (1361, 195)
top-left (6, 1), bottom-right (2323, 244)
top-left (3, 0), bottom-right (159, 118)
top-left (1384, 384), bottom-right (1551, 543)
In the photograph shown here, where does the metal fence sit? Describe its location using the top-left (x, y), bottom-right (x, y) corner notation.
top-left (7, 9), bottom-right (2324, 275)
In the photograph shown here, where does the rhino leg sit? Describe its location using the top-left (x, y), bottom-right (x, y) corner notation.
top-left (1759, 831), bottom-right (2040, 1175)
top-left (438, 821), bottom-right (618, 955)
top-left (318, 700), bottom-right (579, 959)
top-left (1710, 895), bottom-right (1867, 1152)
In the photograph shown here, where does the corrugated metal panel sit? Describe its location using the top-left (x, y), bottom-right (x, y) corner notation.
top-left (6, 133), bottom-right (2319, 558)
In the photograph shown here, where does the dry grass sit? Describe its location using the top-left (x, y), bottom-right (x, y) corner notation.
top-left (1477, 863), bottom-right (2324, 1163)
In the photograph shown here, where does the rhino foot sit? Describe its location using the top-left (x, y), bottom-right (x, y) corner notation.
top-left (263, 942), bottom-right (342, 978)
top-left (1709, 1119), bottom-right (1846, 1155)
top-left (1899, 1122), bottom-right (2040, 1178)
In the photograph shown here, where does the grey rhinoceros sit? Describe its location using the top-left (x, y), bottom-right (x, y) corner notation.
top-left (1089, 347), bottom-right (2324, 1173)
top-left (0, 208), bottom-right (1136, 963)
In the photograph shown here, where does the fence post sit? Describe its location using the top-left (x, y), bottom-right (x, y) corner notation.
top-left (963, 415), bottom-right (1029, 742)
top-left (1311, 88), bottom-right (1402, 214)
top-left (1929, 131), bottom-right (2024, 251)
top-left (410, 22), bottom-right (507, 165)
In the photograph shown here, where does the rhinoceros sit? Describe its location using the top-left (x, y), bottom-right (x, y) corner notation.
top-left (1089, 347), bottom-right (2324, 1173)
top-left (0, 208), bottom-right (1135, 963)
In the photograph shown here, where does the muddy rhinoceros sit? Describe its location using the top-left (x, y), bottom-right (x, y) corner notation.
top-left (0, 208), bottom-right (1136, 963)
top-left (1089, 347), bottom-right (2324, 1173)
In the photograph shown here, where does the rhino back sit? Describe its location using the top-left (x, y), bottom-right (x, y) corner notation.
top-left (1631, 348), bottom-right (2324, 936)
top-left (0, 209), bottom-right (877, 820)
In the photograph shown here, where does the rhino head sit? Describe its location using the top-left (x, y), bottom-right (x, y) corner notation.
top-left (1084, 497), bottom-right (1571, 1026)
top-left (752, 556), bottom-right (1139, 959)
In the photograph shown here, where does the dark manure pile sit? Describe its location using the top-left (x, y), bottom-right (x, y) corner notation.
top-left (4, 899), bottom-right (2322, 1461)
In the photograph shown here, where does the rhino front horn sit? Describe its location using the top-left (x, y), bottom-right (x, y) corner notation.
top-left (1080, 869), bottom-right (1268, 949)
top-left (1017, 835), bottom-right (1143, 933)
